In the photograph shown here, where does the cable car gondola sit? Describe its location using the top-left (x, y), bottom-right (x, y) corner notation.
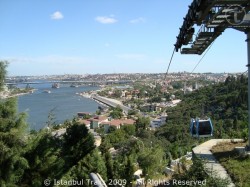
top-left (190, 118), bottom-right (213, 138)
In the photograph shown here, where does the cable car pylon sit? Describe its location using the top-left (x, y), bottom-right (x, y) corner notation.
top-left (173, 0), bottom-right (250, 149)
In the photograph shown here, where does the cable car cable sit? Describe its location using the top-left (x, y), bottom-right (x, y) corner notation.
top-left (191, 41), bottom-right (214, 73)
top-left (165, 38), bottom-right (214, 80)
top-left (164, 48), bottom-right (175, 80)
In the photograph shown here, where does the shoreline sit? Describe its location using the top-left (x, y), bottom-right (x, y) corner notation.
top-left (0, 89), bottom-right (36, 99)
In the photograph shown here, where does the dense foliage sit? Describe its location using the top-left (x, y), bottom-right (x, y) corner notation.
top-left (162, 75), bottom-right (248, 140)
top-left (109, 106), bottom-right (123, 119)
top-left (154, 75), bottom-right (248, 162)
top-left (0, 98), bottom-right (28, 186)
top-left (0, 61), bottom-right (7, 91)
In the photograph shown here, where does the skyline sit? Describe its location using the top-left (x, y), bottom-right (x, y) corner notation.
top-left (0, 0), bottom-right (248, 76)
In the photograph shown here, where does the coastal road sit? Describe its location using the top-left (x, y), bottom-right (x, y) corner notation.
top-left (91, 95), bottom-right (131, 114)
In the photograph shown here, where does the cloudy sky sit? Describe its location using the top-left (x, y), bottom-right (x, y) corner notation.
top-left (0, 0), bottom-right (247, 76)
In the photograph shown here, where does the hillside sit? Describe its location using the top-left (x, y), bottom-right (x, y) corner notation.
top-left (160, 75), bottom-right (248, 139)
top-left (1, 59), bottom-right (249, 187)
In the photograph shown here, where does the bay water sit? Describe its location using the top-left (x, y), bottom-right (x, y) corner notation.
top-left (17, 83), bottom-right (100, 130)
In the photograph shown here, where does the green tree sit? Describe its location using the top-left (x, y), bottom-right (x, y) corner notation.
top-left (124, 155), bottom-right (135, 185)
top-left (99, 137), bottom-right (112, 153)
top-left (0, 61), bottom-right (29, 186)
top-left (127, 109), bottom-right (138, 116)
top-left (104, 152), bottom-right (114, 180)
top-left (108, 125), bottom-right (117, 133)
top-left (110, 106), bottom-right (123, 119)
top-left (172, 81), bottom-right (183, 89)
top-left (149, 96), bottom-right (162, 103)
top-left (61, 149), bottom-right (107, 186)
top-left (135, 116), bottom-right (150, 132)
top-left (21, 131), bottom-right (64, 186)
top-left (121, 125), bottom-right (136, 136)
top-left (138, 147), bottom-right (165, 187)
top-left (45, 108), bottom-right (57, 128)
top-left (112, 89), bottom-right (122, 98)
top-left (0, 61), bottom-right (8, 91)
top-left (63, 121), bottom-right (96, 163)
top-left (105, 128), bottom-right (127, 147)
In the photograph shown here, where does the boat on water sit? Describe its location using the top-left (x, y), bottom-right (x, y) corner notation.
top-left (70, 84), bottom-right (79, 88)
top-left (29, 90), bottom-right (35, 94)
top-left (79, 92), bottom-right (91, 98)
top-left (52, 83), bottom-right (60, 89)
top-left (43, 90), bottom-right (51, 93)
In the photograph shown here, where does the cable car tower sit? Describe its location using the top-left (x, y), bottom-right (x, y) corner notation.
top-left (174, 0), bottom-right (250, 147)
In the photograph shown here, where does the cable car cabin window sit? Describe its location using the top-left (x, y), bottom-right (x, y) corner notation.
top-left (190, 118), bottom-right (213, 138)
top-left (198, 120), bottom-right (212, 135)
top-left (192, 123), bottom-right (197, 134)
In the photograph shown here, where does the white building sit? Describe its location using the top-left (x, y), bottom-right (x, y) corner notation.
top-left (150, 115), bottom-right (167, 128)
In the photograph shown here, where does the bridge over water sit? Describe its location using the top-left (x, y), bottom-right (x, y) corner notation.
top-left (5, 80), bottom-right (133, 86)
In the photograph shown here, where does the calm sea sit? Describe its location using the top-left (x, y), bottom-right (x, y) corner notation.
top-left (17, 83), bottom-right (100, 130)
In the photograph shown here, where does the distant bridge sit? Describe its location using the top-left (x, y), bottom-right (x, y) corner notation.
top-left (5, 80), bottom-right (133, 86)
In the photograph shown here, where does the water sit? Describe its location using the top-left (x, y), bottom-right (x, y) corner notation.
top-left (17, 83), bottom-right (100, 130)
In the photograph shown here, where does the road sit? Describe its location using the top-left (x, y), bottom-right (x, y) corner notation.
top-left (91, 95), bottom-right (131, 114)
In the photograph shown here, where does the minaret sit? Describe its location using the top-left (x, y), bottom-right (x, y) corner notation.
top-left (195, 81), bottom-right (198, 90)
top-left (184, 82), bottom-right (186, 94)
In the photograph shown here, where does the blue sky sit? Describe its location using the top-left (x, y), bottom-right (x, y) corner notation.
top-left (0, 0), bottom-right (248, 76)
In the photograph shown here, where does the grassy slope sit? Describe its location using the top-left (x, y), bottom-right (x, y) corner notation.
top-left (211, 142), bottom-right (250, 187)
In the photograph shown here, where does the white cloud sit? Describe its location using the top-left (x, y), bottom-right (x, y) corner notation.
top-left (115, 54), bottom-right (147, 61)
top-left (50, 11), bottom-right (64, 20)
top-left (130, 17), bottom-right (146, 24)
top-left (95, 16), bottom-right (117, 24)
